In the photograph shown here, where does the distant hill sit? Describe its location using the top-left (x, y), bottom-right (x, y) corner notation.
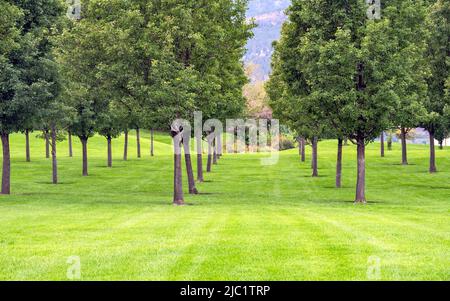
top-left (245, 0), bottom-right (291, 81)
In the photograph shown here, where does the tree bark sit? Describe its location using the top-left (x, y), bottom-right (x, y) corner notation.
top-left (336, 138), bottom-right (343, 188)
top-left (312, 137), bottom-right (318, 177)
top-left (80, 136), bottom-right (88, 176)
top-left (429, 130), bottom-right (437, 173)
top-left (25, 129), bottom-right (30, 162)
top-left (401, 127), bottom-right (408, 165)
top-left (123, 130), bottom-right (128, 161)
top-left (355, 136), bottom-right (366, 203)
top-left (45, 130), bottom-right (50, 159)
top-left (68, 131), bottom-right (73, 157)
top-left (150, 129), bottom-right (154, 156)
top-left (183, 135), bottom-right (198, 195)
top-left (172, 131), bottom-right (184, 205)
top-left (136, 127), bottom-right (141, 158)
top-left (387, 134), bottom-right (393, 151)
top-left (107, 136), bottom-right (112, 168)
top-left (298, 137), bottom-right (302, 161)
top-left (380, 132), bottom-right (385, 158)
top-left (1, 133), bottom-right (11, 195)
top-left (217, 133), bottom-right (222, 158)
top-left (51, 125), bottom-right (58, 184)
top-left (213, 142), bottom-right (218, 165)
top-left (301, 137), bottom-right (306, 162)
top-left (207, 133), bottom-right (213, 173)
top-left (196, 133), bottom-right (204, 182)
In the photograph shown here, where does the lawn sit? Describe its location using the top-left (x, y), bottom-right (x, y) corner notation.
top-left (0, 131), bottom-right (448, 280)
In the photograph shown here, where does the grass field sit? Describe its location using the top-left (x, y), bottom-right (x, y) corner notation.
top-left (0, 131), bottom-right (448, 280)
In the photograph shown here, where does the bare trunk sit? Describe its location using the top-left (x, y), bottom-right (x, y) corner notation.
top-left (213, 142), bottom-right (218, 165)
top-left (196, 133), bottom-right (204, 182)
top-left (123, 130), bottom-right (128, 161)
top-left (312, 137), bottom-right (318, 177)
top-left (183, 135), bottom-right (198, 194)
top-left (336, 138), bottom-right (343, 188)
top-left (25, 129), bottom-right (30, 162)
top-left (217, 133), bottom-right (222, 158)
top-left (355, 136), bottom-right (366, 203)
top-left (80, 137), bottom-right (88, 176)
top-left (401, 127), bottom-right (408, 165)
top-left (429, 130), bottom-right (437, 173)
top-left (150, 129), bottom-right (154, 156)
top-left (51, 125), bottom-right (58, 184)
top-left (107, 136), bottom-right (112, 168)
top-left (301, 137), bottom-right (306, 162)
top-left (380, 132), bottom-right (385, 158)
top-left (136, 127), bottom-right (141, 158)
top-left (68, 131), bottom-right (73, 157)
top-left (387, 134), bottom-right (393, 151)
top-left (297, 137), bottom-right (302, 161)
top-left (172, 133), bottom-right (184, 205)
top-left (45, 130), bottom-right (50, 159)
top-left (207, 134), bottom-right (213, 173)
top-left (1, 133), bottom-right (11, 195)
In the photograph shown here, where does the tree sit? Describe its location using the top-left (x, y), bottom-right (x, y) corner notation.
top-left (268, 0), bottom-right (428, 202)
top-left (0, 0), bottom-right (64, 194)
top-left (55, 8), bottom-right (113, 176)
top-left (423, 0), bottom-right (450, 173)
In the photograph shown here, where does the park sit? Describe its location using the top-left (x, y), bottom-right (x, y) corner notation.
top-left (0, 0), bottom-right (449, 282)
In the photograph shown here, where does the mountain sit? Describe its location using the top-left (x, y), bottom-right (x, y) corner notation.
top-left (244, 0), bottom-right (291, 80)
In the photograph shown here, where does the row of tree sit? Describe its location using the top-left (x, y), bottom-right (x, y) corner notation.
top-left (0, 0), bottom-right (254, 204)
top-left (267, 0), bottom-right (449, 203)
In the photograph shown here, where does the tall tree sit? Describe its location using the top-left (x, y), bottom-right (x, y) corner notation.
top-left (0, 0), bottom-right (64, 194)
top-left (268, 0), bottom-right (428, 202)
top-left (423, 0), bottom-right (450, 173)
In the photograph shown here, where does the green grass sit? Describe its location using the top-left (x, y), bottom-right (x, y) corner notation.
top-left (0, 131), bottom-right (449, 280)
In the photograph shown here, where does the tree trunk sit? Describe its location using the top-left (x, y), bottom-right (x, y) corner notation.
top-left (196, 133), bottom-right (204, 182)
top-left (301, 137), bottom-right (306, 162)
top-left (380, 132), bottom-right (385, 158)
top-left (107, 136), bottom-right (112, 168)
top-left (213, 142), bottom-right (218, 165)
top-left (429, 130), bottom-right (437, 173)
top-left (1, 133), bottom-right (11, 195)
top-left (439, 141), bottom-right (443, 150)
top-left (51, 125), bottom-right (58, 184)
top-left (217, 133), bottom-right (222, 158)
top-left (80, 137), bottom-right (88, 176)
top-left (136, 127), bottom-right (141, 158)
top-left (25, 129), bottom-right (30, 162)
top-left (150, 129), bottom-right (154, 156)
top-left (401, 127), bottom-right (408, 165)
top-left (312, 137), bottom-right (318, 177)
top-left (336, 138), bottom-right (343, 188)
top-left (298, 137), bottom-right (302, 161)
top-left (45, 130), bottom-right (50, 159)
top-left (172, 131), bottom-right (184, 205)
top-left (207, 134), bottom-right (213, 173)
top-left (68, 131), bottom-right (73, 157)
top-left (355, 136), bottom-right (366, 203)
top-left (387, 134), bottom-right (393, 151)
top-left (123, 130), bottom-right (128, 161)
top-left (183, 135), bottom-right (198, 195)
